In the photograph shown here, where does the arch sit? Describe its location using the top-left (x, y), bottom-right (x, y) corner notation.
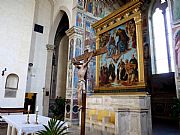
top-left (148, 0), bottom-right (174, 74)
top-left (56, 6), bottom-right (71, 27)
top-left (50, 11), bottom-right (69, 99)
top-left (148, 0), bottom-right (158, 74)
top-left (5, 73), bottom-right (19, 89)
top-left (5, 73), bottom-right (19, 98)
top-left (55, 35), bottom-right (69, 98)
top-left (48, 6), bottom-right (71, 45)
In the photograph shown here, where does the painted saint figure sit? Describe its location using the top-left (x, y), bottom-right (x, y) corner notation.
top-left (130, 54), bottom-right (138, 81)
top-left (117, 59), bottom-right (126, 81)
top-left (72, 51), bottom-right (94, 107)
top-left (125, 59), bottom-right (134, 85)
top-left (107, 35), bottom-right (116, 57)
top-left (109, 60), bottom-right (115, 81)
top-left (100, 63), bottom-right (109, 84)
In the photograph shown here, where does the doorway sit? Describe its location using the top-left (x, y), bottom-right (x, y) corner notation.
top-left (24, 93), bottom-right (37, 113)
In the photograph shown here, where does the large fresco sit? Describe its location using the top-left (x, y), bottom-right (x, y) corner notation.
top-left (78, 0), bottom-right (130, 18)
top-left (98, 19), bottom-right (138, 87)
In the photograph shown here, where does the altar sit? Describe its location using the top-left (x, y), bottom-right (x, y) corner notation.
top-left (86, 92), bottom-right (152, 135)
top-left (2, 114), bottom-right (68, 135)
top-left (84, 0), bottom-right (152, 134)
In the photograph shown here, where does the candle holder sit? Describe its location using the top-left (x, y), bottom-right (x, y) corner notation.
top-left (26, 111), bottom-right (30, 124)
top-left (35, 111), bottom-right (38, 124)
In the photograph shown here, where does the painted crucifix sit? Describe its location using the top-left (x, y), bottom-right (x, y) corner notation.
top-left (72, 49), bottom-right (105, 135)
top-left (72, 50), bottom-right (94, 107)
top-left (72, 48), bottom-right (106, 101)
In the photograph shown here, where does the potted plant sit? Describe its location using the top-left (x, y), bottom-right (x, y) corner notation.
top-left (52, 97), bottom-right (66, 121)
top-left (36, 118), bottom-right (69, 135)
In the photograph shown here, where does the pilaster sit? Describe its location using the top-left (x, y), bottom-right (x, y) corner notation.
top-left (65, 26), bottom-right (83, 124)
top-left (134, 12), bottom-right (145, 85)
top-left (43, 44), bottom-right (54, 116)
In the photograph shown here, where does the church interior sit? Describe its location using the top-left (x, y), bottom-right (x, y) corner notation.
top-left (0, 0), bottom-right (180, 134)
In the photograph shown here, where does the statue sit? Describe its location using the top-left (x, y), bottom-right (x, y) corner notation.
top-left (72, 51), bottom-right (94, 107)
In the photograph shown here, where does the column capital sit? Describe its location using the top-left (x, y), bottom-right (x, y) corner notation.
top-left (46, 44), bottom-right (54, 51)
top-left (134, 14), bottom-right (142, 24)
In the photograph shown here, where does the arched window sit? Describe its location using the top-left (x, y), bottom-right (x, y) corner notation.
top-left (149, 0), bottom-right (174, 74)
top-left (4, 74), bottom-right (19, 98)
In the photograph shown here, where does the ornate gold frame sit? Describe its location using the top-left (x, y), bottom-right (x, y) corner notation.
top-left (92, 0), bottom-right (145, 91)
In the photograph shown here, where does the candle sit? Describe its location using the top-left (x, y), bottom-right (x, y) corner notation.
top-left (36, 106), bottom-right (38, 112)
top-left (28, 105), bottom-right (30, 112)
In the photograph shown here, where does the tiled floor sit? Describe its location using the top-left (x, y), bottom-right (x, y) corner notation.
top-left (0, 121), bottom-right (179, 135)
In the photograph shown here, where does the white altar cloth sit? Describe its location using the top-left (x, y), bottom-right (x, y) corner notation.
top-left (2, 114), bottom-right (67, 135)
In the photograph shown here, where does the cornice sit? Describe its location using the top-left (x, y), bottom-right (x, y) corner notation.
top-left (65, 26), bottom-right (84, 36)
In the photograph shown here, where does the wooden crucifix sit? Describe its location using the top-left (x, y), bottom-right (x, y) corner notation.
top-left (72, 49), bottom-right (105, 135)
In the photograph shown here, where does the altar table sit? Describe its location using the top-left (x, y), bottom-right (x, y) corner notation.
top-left (2, 114), bottom-right (67, 135)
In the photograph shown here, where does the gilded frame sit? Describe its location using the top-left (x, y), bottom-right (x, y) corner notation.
top-left (92, 0), bottom-right (145, 91)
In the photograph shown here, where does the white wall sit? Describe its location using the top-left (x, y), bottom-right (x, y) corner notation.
top-left (0, 0), bottom-right (75, 111)
top-left (0, 0), bottom-right (35, 108)
top-left (27, 0), bottom-right (52, 114)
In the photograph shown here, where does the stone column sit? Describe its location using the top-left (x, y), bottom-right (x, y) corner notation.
top-left (65, 26), bottom-right (83, 124)
top-left (43, 44), bottom-right (54, 116)
top-left (7, 125), bottom-right (12, 135)
top-left (11, 127), bottom-right (16, 135)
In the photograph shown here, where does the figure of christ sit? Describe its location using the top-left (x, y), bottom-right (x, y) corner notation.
top-left (72, 51), bottom-right (94, 107)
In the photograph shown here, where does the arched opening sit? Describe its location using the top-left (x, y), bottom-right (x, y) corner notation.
top-left (5, 74), bottom-right (19, 98)
top-left (148, 0), bottom-right (178, 131)
top-left (50, 12), bottom-right (69, 99)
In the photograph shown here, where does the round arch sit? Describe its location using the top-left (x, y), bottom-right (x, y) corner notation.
top-left (48, 6), bottom-right (71, 45)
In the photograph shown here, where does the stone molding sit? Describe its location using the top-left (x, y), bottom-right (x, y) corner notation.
top-left (65, 26), bottom-right (84, 37)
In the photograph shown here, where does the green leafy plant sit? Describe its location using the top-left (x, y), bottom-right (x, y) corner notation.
top-left (36, 118), bottom-right (69, 135)
top-left (52, 97), bottom-right (66, 121)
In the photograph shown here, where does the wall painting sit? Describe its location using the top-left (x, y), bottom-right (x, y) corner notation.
top-left (98, 19), bottom-right (138, 87)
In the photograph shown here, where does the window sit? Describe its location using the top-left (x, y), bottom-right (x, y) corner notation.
top-left (4, 74), bottom-right (19, 98)
top-left (149, 0), bottom-right (174, 74)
